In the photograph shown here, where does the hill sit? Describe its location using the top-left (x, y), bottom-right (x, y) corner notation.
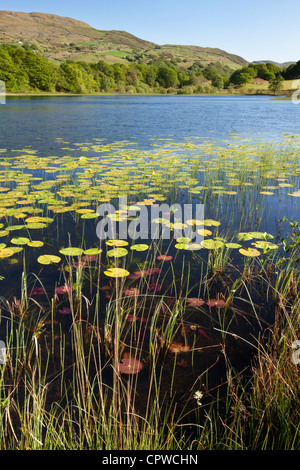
top-left (0, 10), bottom-right (248, 69)
top-left (252, 60), bottom-right (296, 68)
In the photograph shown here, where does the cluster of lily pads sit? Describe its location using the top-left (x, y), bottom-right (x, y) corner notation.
top-left (0, 135), bottom-right (298, 289)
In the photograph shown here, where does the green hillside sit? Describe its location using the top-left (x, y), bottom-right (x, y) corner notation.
top-left (0, 10), bottom-right (248, 69)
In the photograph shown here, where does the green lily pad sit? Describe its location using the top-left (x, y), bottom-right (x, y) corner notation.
top-left (59, 247), bottom-right (84, 256)
top-left (239, 247), bottom-right (260, 257)
top-left (11, 237), bottom-right (30, 245)
top-left (37, 254), bottom-right (61, 265)
top-left (288, 190), bottom-right (300, 197)
top-left (26, 216), bottom-right (53, 224)
top-left (237, 232), bottom-right (254, 241)
top-left (105, 239), bottom-right (129, 247)
top-left (247, 232), bottom-right (274, 240)
top-left (84, 248), bottom-right (102, 255)
top-left (197, 228), bottom-right (212, 236)
top-left (0, 248), bottom-right (14, 258)
top-left (27, 240), bottom-right (44, 247)
top-left (130, 244), bottom-right (149, 252)
top-left (176, 237), bottom-right (192, 243)
top-left (225, 242), bottom-right (242, 249)
top-left (201, 239), bottom-right (224, 249)
top-left (203, 219), bottom-right (221, 227)
top-left (251, 241), bottom-right (278, 250)
top-left (76, 208), bottom-right (95, 214)
top-left (106, 247), bottom-right (128, 258)
top-left (81, 212), bottom-right (99, 219)
top-left (9, 246), bottom-right (23, 253)
top-left (6, 225), bottom-right (26, 231)
top-left (104, 267), bottom-right (130, 278)
top-left (175, 242), bottom-right (191, 250)
top-left (26, 223), bottom-right (47, 229)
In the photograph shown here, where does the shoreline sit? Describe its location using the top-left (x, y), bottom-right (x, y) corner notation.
top-left (4, 91), bottom-right (286, 98)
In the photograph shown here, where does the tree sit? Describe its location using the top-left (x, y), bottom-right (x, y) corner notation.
top-left (283, 61), bottom-right (300, 80)
top-left (157, 66), bottom-right (178, 88)
top-left (268, 75), bottom-right (284, 95)
top-left (229, 68), bottom-right (254, 86)
top-left (177, 70), bottom-right (190, 87)
top-left (24, 52), bottom-right (55, 91)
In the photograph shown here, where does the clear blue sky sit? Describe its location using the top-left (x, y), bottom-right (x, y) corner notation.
top-left (1, 0), bottom-right (300, 63)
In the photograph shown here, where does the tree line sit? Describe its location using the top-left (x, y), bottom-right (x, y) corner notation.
top-left (0, 44), bottom-right (233, 94)
top-left (0, 44), bottom-right (299, 95)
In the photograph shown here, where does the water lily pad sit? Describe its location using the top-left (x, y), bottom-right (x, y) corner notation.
top-left (55, 285), bottom-right (72, 295)
top-left (176, 237), bottom-right (191, 243)
top-left (27, 240), bottom-right (44, 247)
top-left (251, 240), bottom-right (278, 250)
top-left (186, 298), bottom-right (205, 306)
top-left (148, 283), bottom-right (162, 292)
top-left (76, 208), bottom-right (95, 214)
top-left (9, 246), bottom-right (23, 253)
top-left (203, 219), bottom-right (221, 227)
top-left (130, 244), bottom-right (149, 252)
top-left (28, 287), bottom-right (45, 297)
top-left (59, 247), bottom-right (84, 256)
top-left (81, 212), bottom-right (99, 219)
top-left (117, 356), bottom-right (144, 374)
top-left (237, 232), bottom-right (254, 241)
top-left (84, 248), bottom-right (102, 255)
top-left (185, 243), bottom-right (202, 250)
top-left (197, 228), bottom-right (212, 236)
top-left (175, 242), bottom-right (191, 250)
top-left (26, 223), bottom-right (47, 229)
top-left (106, 247), bottom-right (128, 258)
top-left (6, 225), bottom-right (26, 231)
top-left (105, 239), bottom-right (129, 247)
top-left (201, 239), bottom-right (224, 249)
top-left (171, 222), bottom-right (187, 230)
top-left (239, 247), bottom-right (261, 257)
top-left (206, 299), bottom-right (226, 308)
top-left (0, 231), bottom-right (8, 237)
top-left (185, 219), bottom-right (204, 226)
top-left (157, 255), bottom-right (173, 261)
top-left (168, 342), bottom-right (191, 353)
top-left (247, 231), bottom-right (274, 240)
top-left (58, 307), bottom-right (72, 315)
top-left (225, 242), bottom-right (242, 249)
top-left (37, 254), bottom-right (61, 265)
top-left (0, 248), bottom-right (14, 258)
top-left (124, 287), bottom-right (140, 297)
top-left (26, 216), bottom-right (53, 224)
top-left (104, 267), bottom-right (130, 278)
top-left (288, 190), bottom-right (300, 197)
top-left (11, 237), bottom-right (30, 245)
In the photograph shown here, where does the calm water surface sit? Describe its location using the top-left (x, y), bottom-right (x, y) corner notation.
top-left (2, 95), bottom-right (300, 153)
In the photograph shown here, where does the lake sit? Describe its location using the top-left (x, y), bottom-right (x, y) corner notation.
top-left (2, 94), bottom-right (300, 151)
top-left (0, 94), bottom-right (299, 438)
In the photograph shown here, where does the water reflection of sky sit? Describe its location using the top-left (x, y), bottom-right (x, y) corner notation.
top-left (2, 95), bottom-right (300, 154)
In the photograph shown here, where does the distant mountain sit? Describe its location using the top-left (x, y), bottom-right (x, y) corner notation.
top-left (0, 10), bottom-right (248, 69)
top-left (252, 60), bottom-right (296, 69)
